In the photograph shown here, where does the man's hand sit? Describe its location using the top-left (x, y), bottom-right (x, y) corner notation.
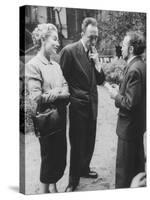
top-left (111, 84), bottom-right (119, 92)
top-left (104, 82), bottom-right (119, 99)
top-left (89, 46), bottom-right (102, 72)
top-left (108, 85), bottom-right (119, 99)
top-left (130, 172), bottom-right (146, 188)
top-left (89, 46), bottom-right (99, 64)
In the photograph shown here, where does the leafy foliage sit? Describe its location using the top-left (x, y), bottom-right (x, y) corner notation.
top-left (102, 58), bottom-right (127, 84)
top-left (97, 11), bottom-right (146, 52)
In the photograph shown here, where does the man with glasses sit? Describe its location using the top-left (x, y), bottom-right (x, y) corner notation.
top-left (60, 17), bottom-right (105, 191)
top-left (108, 31), bottom-right (146, 188)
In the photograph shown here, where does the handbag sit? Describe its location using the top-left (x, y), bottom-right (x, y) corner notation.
top-left (32, 104), bottom-right (64, 138)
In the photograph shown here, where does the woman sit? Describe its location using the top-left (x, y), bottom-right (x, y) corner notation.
top-left (26, 23), bottom-right (69, 193)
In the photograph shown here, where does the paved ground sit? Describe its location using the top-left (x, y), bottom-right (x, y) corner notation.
top-left (22, 85), bottom-right (119, 194)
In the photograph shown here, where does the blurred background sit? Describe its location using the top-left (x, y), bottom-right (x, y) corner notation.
top-left (20, 5), bottom-right (146, 62)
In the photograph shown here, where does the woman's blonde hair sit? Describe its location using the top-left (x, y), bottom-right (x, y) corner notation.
top-left (32, 23), bottom-right (58, 49)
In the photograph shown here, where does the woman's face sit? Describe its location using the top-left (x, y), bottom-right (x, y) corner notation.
top-left (43, 31), bottom-right (59, 55)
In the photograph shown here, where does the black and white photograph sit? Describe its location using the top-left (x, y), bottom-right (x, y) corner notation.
top-left (19, 4), bottom-right (147, 195)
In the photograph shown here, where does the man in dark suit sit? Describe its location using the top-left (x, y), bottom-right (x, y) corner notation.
top-left (60, 17), bottom-right (105, 191)
top-left (109, 31), bottom-right (146, 188)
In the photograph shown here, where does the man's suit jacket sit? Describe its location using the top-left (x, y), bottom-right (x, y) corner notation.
top-left (115, 56), bottom-right (146, 140)
top-left (60, 40), bottom-right (105, 120)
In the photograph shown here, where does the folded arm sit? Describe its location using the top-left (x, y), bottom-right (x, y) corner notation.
top-left (26, 63), bottom-right (62, 105)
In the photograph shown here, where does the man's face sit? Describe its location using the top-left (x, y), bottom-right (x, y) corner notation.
top-left (82, 24), bottom-right (98, 50)
top-left (121, 36), bottom-right (130, 60)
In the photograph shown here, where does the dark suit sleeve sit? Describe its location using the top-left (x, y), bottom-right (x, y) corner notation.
top-left (60, 48), bottom-right (72, 83)
top-left (115, 70), bottom-right (142, 111)
top-left (94, 68), bottom-right (105, 85)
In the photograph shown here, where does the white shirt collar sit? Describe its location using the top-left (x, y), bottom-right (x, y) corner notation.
top-left (80, 39), bottom-right (88, 52)
top-left (127, 56), bottom-right (137, 64)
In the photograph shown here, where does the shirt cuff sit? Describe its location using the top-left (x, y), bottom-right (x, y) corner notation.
top-left (95, 62), bottom-right (102, 73)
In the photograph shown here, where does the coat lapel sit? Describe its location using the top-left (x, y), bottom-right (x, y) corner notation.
top-left (120, 56), bottom-right (141, 91)
top-left (76, 41), bottom-right (92, 83)
top-left (124, 56), bottom-right (140, 76)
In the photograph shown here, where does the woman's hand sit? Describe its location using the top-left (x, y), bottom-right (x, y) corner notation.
top-left (58, 91), bottom-right (70, 99)
top-left (48, 88), bottom-right (62, 102)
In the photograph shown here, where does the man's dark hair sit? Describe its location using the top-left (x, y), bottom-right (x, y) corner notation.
top-left (81, 17), bottom-right (97, 33)
top-left (127, 31), bottom-right (146, 56)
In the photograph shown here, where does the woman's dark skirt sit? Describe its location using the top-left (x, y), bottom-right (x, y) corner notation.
top-left (39, 128), bottom-right (67, 184)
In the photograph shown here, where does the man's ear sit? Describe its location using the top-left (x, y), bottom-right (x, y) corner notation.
top-left (81, 32), bottom-right (84, 38)
top-left (129, 46), bottom-right (134, 54)
top-left (41, 37), bottom-right (45, 44)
